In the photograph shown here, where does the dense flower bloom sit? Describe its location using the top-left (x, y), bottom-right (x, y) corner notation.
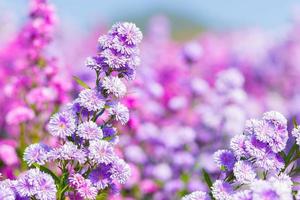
top-left (211, 180), bottom-right (233, 200)
top-left (5, 106), bottom-right (35, 125)
top-left (232, 190), bottom-right (253, 200)
top-left (213, 149), bottom-right (236, 171)
top-left (88, 164), bottom-right (112, 190)
top-left (0, 183), bottom-right (15, 200)
top-left (77, 179), bottom-right (98, 200)
top-left (78, 89), bottom-right (105, 112)
top-left (230, 134), bottom-right (247, 158)
top-left (47, 111), bottom-right (76, 138)
top-left (24, 143), bottom-right (50, 166)
top-left (108, 102), bottom-right (129, 125)
top-left (110, 158), bottom-right (131, 184)
top-left (102, 76), bottom-right (127, 98)
top-left (292, 127), bottom-right (300, 145)
top-left (77, 121), bottom-right (103, 140)
top-left (233, 161), bottom-right (256, 184)
top-left (251, 179), bottom-right (292, 200)
top-left (88, 140), bottom-right (116, 164)
top-left (69, 173), bottom-right (86, 188)
top-left (182, 191), bottom-right (209, 200)
top-left (15, 169), bottom-right (56, 199)
top-left (111, 22), bottom-right (143, 45)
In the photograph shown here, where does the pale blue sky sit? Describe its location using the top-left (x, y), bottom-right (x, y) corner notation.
top-left (2, 0), bottom-right (299, 30)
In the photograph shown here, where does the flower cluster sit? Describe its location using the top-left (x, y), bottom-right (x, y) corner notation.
top-left (0, 22), bottom-right (142, 199)
top-left (0, 0), bottom-right (72, 173)
top-left (183, 111), bottom-right (300, 200)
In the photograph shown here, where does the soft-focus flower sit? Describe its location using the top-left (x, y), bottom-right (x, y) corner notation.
top-left (6, 106), bottom-right (35, 125)
top-left (182, 191), bottom-right (209, 200)
top-left (110, 158), bottom-right (131, 184)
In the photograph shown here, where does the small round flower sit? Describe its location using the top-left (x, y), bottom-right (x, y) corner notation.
top-left (101, 49), bottom-right (128, 69)
top-left (213, 149), bottom-right (236, 171)
top-left (23, 143), bottom-right (50, 166)
top-left (88, 140), bottom-right (115, 164)
top-left (88, 164), bottom-right (112, 190)
top-left (77, 179), bottom-right (98, 200)
top-left (102, 76), bottom-right (127, 98)
top-left (233, 161), bottom-right (256, 184)
top-left (0, 182), bottom-right (15, 200)
top-left (211, 180), bottom-right (233, 200)
top-left (15, 169), bottom-right (39, 197)
top-left (48, 142), bottom-right (87, 164)
top-left (108, 102), bottom-right (129, 125)
top-left (78, 89), bottom-right (105, 112)
top-left (34, 171), bottom-right (57, 200)
top-left (6, 106), bottom-right (35, 125)
top-left (77, 121), bottom-right (103, 140)
top-left (47, 111), bottom-right (76, 139)
top-left (113, 22), bottom-right (143, 45)
top-left (230, 134), bottom-right (247, 158)
top-left (110, 158), bottom-right (131, 184)
top-left (69, 173), bottom-right (86, 188)
top-left (182, 191), bottom-right (209, 200)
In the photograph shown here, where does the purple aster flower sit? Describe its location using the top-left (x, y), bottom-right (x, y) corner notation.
top-left (47, 111), bottom-right (76, 139)
top-left (100, 49), bottom-right (128, 69)
top-left (251, 179), bottom-right (292, 200)
top-left (23, 143), bottom-right (50, 166)
top-left (88, 140), bottom-right (115, 165)
top-left (69, 173), bottom-right (85, 189)
top-left (213, 149), bottom-right (236, 171)
top-left (85, 56), bottom-right (101, 71)
top-left (182, 41), bottom-right (203, 63)
top-left (88, 164), bottom-right (112, 190)
top-left (15, 169), bottom-right (38, 197)
top-left (232, 190), bottom-right (253, 200)
top-left (48, 142), bottom-right (87, 164)
top-left (34, 171), bottom-right (57, 200)
top-left (77, 121), bottom-right (103, 141)
top-left (6, 106), bottom-right (35, 125)
top-left (230, 134), bottom-right (247, 158)
top-left (244, 135), bottom-right (270, 159)
top-left (233, 161), bottom-right (256, 184)
top-left (77, 179), bottom-right (97, 200)
top-left (182, 191), bottom-right (209, 200)
top-left (255, 152), bottom-right (284, 171)
top-left (102, 76), bottom-right (127, 98)
top-left (211, 180), bottom-right (233, 200)
top-left (108, 102), bottom-right (129, 125)
top-left (78, 89), bottom-right (105, 112)
top-left (111, 22), bottom-right (143, 45)
top-left (109, 158), bottom-right (131, 184)
top-left (0, 182), bottom-right (15, 200)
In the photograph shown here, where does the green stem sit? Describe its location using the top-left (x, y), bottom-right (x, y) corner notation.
top-left (19, 123), bottom-right (27, 170)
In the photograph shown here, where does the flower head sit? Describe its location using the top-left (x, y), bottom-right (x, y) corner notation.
top-left (77, 121), bottom-right (103, 141)
top-left (47, 111), bottom-right (76, 139)
top-left (211, 180), bottom-right (233, 200)
top-left (213, 149), bottom-right (236, 171)
top-left (109, 158), bottom-right (131, 184)
top-left (78, 89), bottom-right (105, 112)
top-left (233, 161), bottom-right (256, 184)
top-left (182, 191), bottom-right (209, 200)
top-left (102, 76), bottom-right (127, 98)
top-left (88, 164), bottom-right (112, 190)
top-left (108, 102), bottom-right (129, 125)
top-left (24, 143), bottom-right (50, 166)
top-left (88, 140), bottom-right (115, 165)
top-left (6, 106), bottom-right (35, 125)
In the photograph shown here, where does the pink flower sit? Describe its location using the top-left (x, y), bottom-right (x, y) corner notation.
top-left (6, 106), bottom-right (35, 125)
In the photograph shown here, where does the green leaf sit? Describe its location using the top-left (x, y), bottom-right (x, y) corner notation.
top-left (293, 117), bottom-right (298, 129)
top-left (180, 172), bottom-right (190, 183)
top-left (96, 190), bottom-right (108, 200)
top-left (33, 164), bottom-right (60, 184)
top-left (202, 169), bottom-right (213, 188)
top-left (73, 76), bottom-right (90, 89)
